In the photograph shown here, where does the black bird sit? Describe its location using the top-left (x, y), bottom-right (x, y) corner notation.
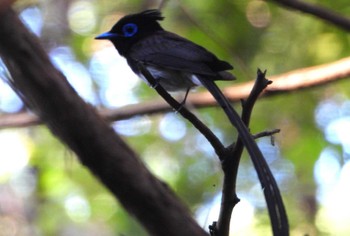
top-left (95, 10), bottom-right (289, 235)
top-left (95, 9), bottom-right (235, 96)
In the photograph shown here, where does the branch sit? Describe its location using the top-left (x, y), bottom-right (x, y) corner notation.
top-left (197, 56), bottom-right (350, 106)
top-left (267, 0), bottom-right (350, 31)
top-left (138, 64), bottom-right (289, 235)
top-left (137, 63), bottom-right (226, 157)
top-left (2, 56), bottom-right (349, 129)
top-left (0, 8), bottom-right (208, 236)
top-left (215, 70), bottom-right (278, 236)
top-left (253, 129), bottom-right (281, 140)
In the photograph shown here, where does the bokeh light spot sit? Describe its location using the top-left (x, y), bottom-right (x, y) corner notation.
top-left (64, 194), bottom-right (91, 222)
top-left (159, 113), bottom-right (186, 142)
top-left (19, 7), bottom-right (43, 36)
top-left (246, 1), bottom-right (271, 28)
top-left (90, 47), bottom-right (140, 107)
top-left (68, 1), bottom-right (96, 35)
top-left (0, 131), bottom-right (30, 180)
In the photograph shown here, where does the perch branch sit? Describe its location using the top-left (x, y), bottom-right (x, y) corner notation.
top-left (137, 63), bottom-right (226, 157)
top-left (138, 63), bottom-right (288, 235)
top-left (215, 69), bottom-right (277, 236)
top-left (1, 56), bottom-right (350, 129)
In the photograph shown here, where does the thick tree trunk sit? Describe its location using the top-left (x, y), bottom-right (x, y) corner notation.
top-left (0, 7), bottom-right (208, 236)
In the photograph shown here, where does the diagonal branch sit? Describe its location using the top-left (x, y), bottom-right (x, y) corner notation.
top-left (137, 63), bottom-right (226, 157)
top-left (138, 64), bottom-right (289, 235)
top-left (267, 0), bottom-right (350, 31)
top-left (1, 56), bottom-right (349, 129)
top-left (0, 8), bottom-right (208, 236)
top-left (216, 69), bottom-right (278, 236)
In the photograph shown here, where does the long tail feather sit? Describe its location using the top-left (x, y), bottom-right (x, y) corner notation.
top-left (198, 77), bottom-right (289, 236)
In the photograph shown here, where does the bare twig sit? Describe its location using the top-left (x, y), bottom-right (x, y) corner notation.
top-left (138, 62), bottom-right (288, 235)
top-left (215, 70), bottom-right (282, 236)
top-left (201, 56), bottom-right (350, 106)
top-left (137, 63), bottom-right (226, 157)
top-left (2, 56), bottom-right (349, 129)
top-left (267, 0), bottom-right (350, 31)
top-left (241, 70), bottom-right (272, 126)
top-left (253, 129), bottom-right (281, 140)
top-left (0, 111), bottom-right (39, 128)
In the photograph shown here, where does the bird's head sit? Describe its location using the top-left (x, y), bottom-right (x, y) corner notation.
top-left (95, 9), bottom-right (164, 55)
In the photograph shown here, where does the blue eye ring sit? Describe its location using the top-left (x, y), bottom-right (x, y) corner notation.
top-left (122, 23), bottom-right (138, 37)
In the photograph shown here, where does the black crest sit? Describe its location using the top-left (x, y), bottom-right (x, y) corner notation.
top-left (99, 9), bottom-right (165, 55)
top-left (111, 9), bottom-right (164, 32)
top-left (137, 9), bottom-right (164, 21)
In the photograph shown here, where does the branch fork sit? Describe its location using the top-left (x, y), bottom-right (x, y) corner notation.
top-left (138, 64), bottom-right (289, 236)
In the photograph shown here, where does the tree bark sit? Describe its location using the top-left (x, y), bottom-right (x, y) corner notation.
top-left (0, 8), bottom-right (208, 236)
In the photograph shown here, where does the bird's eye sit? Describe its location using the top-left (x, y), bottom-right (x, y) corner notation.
top-left (122, 23), bottom-right (138, 37)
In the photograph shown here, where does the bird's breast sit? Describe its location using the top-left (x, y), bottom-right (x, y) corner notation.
top-left (138, 65), bottom-right (202, 92)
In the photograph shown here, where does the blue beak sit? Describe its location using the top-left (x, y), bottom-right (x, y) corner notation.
top-left (95, 32), bottom-right (119, 40)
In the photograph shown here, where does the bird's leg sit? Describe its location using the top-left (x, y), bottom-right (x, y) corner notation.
top-left (180, 87), bottom-right (191, 106)
top-left (174, 87), bottom-right (191, 113)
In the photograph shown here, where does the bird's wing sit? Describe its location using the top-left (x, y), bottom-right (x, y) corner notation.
top-left (128, 31), bottom-right (233, 77)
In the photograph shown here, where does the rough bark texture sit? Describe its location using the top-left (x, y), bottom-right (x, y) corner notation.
top-left (0, 8), bottom-right (208, 236)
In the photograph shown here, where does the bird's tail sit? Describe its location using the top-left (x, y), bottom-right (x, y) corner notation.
top-left (198, 77), bottom-right (289, 235)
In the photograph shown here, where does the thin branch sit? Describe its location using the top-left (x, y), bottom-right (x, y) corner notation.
top-left (137, 63), bottom-right (226, 157)
top-left (138, 63), bottom-right (288, 235)
top-left (0, 111), bottom-right (39, 128)
top-left (2, 56), bottom-right (349, 129)
top-left (241, 69), bottom-right (272, 126)
top-left (197, 56), bottom-right (350, 106)
top-left (216, 69), bottom-right (276, 236)
top-left (267, 0), bottom-right (350, 31)
top-left (253, 129), bottom-right (281, 140)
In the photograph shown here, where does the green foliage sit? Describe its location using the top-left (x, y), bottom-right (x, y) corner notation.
top-left (1, 0), bottom-right (350, 235)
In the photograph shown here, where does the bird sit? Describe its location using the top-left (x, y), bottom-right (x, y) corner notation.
top-left (95, 9), bottom-right (235, 102)
top-left (95, 10), bottom-right (289, 234)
